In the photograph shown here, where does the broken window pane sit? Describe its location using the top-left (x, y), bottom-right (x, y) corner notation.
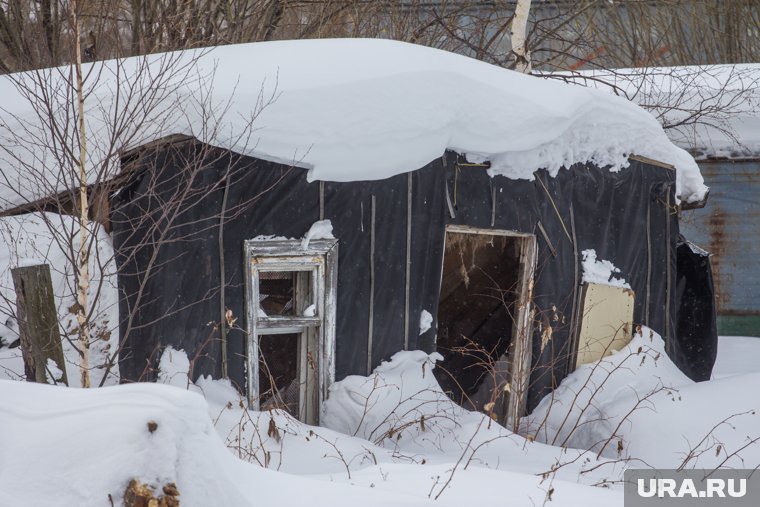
top-left (259, 271), bottom-right (296, 316)
top-left (258, 333), bottom-right (300, 415)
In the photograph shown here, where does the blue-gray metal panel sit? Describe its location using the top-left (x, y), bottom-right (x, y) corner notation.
top-left (680, 160), bottom-right (760, 315)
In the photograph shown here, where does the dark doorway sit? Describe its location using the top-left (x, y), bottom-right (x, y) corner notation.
top-left (435, 227), bottom-right (525, 416)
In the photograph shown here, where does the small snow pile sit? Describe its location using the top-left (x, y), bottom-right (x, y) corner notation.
top-left (0, 213), bottom-right (119, 386)
top-left (419, 310), bottom-right (433, 335)
top-left (323, 351), bottom-right (459, 445)
top-left (301, 219), bottom-right (335, 249)
top-left (581, 249), bottom-right (631, 288)
top-left (524, 329), bottom-right (760, 469)
top-left (45, 358), bottom-right (64, 384)
top-left (157, 346), bottom-right (200, 392)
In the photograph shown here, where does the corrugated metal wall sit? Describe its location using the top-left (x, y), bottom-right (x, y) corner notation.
top-left (680, 159), bottom-right (760, 336)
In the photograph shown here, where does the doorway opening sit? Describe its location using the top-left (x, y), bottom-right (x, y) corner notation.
top-left (435, 225), bottom-right (535, 428)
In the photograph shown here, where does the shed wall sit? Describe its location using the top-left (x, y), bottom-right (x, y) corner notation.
top-left (111, 141), bottom-right (681, 410)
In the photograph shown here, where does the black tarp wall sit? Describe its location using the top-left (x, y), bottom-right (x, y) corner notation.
top-left (112, 139), bottom-right (693, 410)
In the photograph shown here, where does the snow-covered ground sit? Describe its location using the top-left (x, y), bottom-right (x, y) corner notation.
top-left (2, 330), bottom-right (758, 506)
top-left (525, 330), bottom-right (760, 470)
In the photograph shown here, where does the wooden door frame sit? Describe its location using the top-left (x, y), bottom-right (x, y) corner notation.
top-left (441, 225), bottom-right (537, 430)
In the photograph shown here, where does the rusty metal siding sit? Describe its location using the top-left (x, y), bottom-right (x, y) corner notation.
top-left (680, 159), bottom-right (760, 319)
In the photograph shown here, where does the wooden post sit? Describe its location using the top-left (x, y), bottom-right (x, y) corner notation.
top-left (11, 264), bottom-right (68, 385)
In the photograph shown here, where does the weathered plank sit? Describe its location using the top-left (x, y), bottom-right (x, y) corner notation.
top-left (11, 264), bottom-right (68, 385)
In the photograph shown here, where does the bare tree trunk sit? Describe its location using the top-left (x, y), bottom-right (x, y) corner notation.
top-left (72, 0), bottom-right (91, 388)
top-left (511, 0), bottom-right (532, 73)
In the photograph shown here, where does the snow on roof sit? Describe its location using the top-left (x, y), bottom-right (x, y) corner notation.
top-left (0, 38), bottom-right (705, 211)
top-left (556, 64), bottom-right (760, 161)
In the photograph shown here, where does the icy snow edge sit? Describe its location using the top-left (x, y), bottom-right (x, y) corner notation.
top-left (0, 38), bottom-right (706, 211)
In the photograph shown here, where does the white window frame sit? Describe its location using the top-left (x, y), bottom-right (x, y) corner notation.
top-left (244, 238), bottom-right (338, 425)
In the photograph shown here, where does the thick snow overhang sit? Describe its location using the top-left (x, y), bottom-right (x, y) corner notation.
top-left (0, 39), bottom-right (705, 212)
top-left (553, 64), bottom-right (760, 161)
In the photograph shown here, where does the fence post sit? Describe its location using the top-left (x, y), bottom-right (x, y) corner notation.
top-left (11, 264), bottom-right (68, 385)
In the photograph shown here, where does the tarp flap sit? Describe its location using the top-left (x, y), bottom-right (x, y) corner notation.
top-left (674, 236), bottom-right (718, 381)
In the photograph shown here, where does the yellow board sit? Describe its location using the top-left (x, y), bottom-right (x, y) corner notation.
top-left (575, 283), bottom-right (635, 369)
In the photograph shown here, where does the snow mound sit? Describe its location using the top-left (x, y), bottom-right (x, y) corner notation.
top-left (322, 349), bottom-right (624, 487)
top-left (0, 39), bottom-right (704, 212)
top-left (153, 347), bottom-right (620, 503)
top-left (581, 249), bottom-right (631, 288)
top-left (419, 309), bottom-right (433, 335)
top-left (323, 350), bottom-right (459, 444)
top-left (0, 379), bottom-right (463, 506)
top-left (525, 329), bottom-right (760, 469)
top-left (301, 219), bottom-right (334, 249)
top-left (0, 379), bottom-right (252, 506)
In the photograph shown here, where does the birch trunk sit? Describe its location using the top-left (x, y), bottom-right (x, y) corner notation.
top-left (72, 0), bottom-right (91, 387)
top-left (511, 0), bottom-right (532, 74)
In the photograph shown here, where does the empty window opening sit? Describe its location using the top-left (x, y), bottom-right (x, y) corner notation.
top-left (259, 271), bottom-right (297, 316)
top-left (258, 331), bottom-right (320, 421)
top-left (259, 333), bottom-right (299, 413)
top-left (435, 226), bottom-right (535, 427)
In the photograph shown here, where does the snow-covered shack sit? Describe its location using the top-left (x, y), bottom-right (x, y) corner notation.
top-left (0, 39), bottom-right (715, 426)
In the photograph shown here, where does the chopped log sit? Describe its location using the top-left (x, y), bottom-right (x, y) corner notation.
top-left (11, 264), bottom-right (68, 385)
top-left (124, 479), bottom-right (180, 507)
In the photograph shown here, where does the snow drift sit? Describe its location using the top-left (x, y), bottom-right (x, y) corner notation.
top-left (561, 64), bottom-right (760, 160)
top-left (0, 379), bottom-right (455, 507)
top-left (0, 38), bottom-right (705, 213)
top-left (524, 328), bottom-right (760, 469)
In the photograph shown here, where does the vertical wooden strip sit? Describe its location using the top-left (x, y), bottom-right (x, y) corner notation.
top-left (319, 181), bottom-right (325, 220)
top-left (219, 173), bottom-right (231, 379)
top-left (665, 188), bottom-right (672, 341)
top-left (445, 181), bottom-right (456, 219)
top-left (367, 195), bottom-right (376, 374)
top-left (566, 204), bottom-right (580, 373)
top-left (404, 173), bottom-right (412, 350)
top-left (645, 202), bottom-right (652, 327)
top-left (490, 182), bottom-right (496, 227)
